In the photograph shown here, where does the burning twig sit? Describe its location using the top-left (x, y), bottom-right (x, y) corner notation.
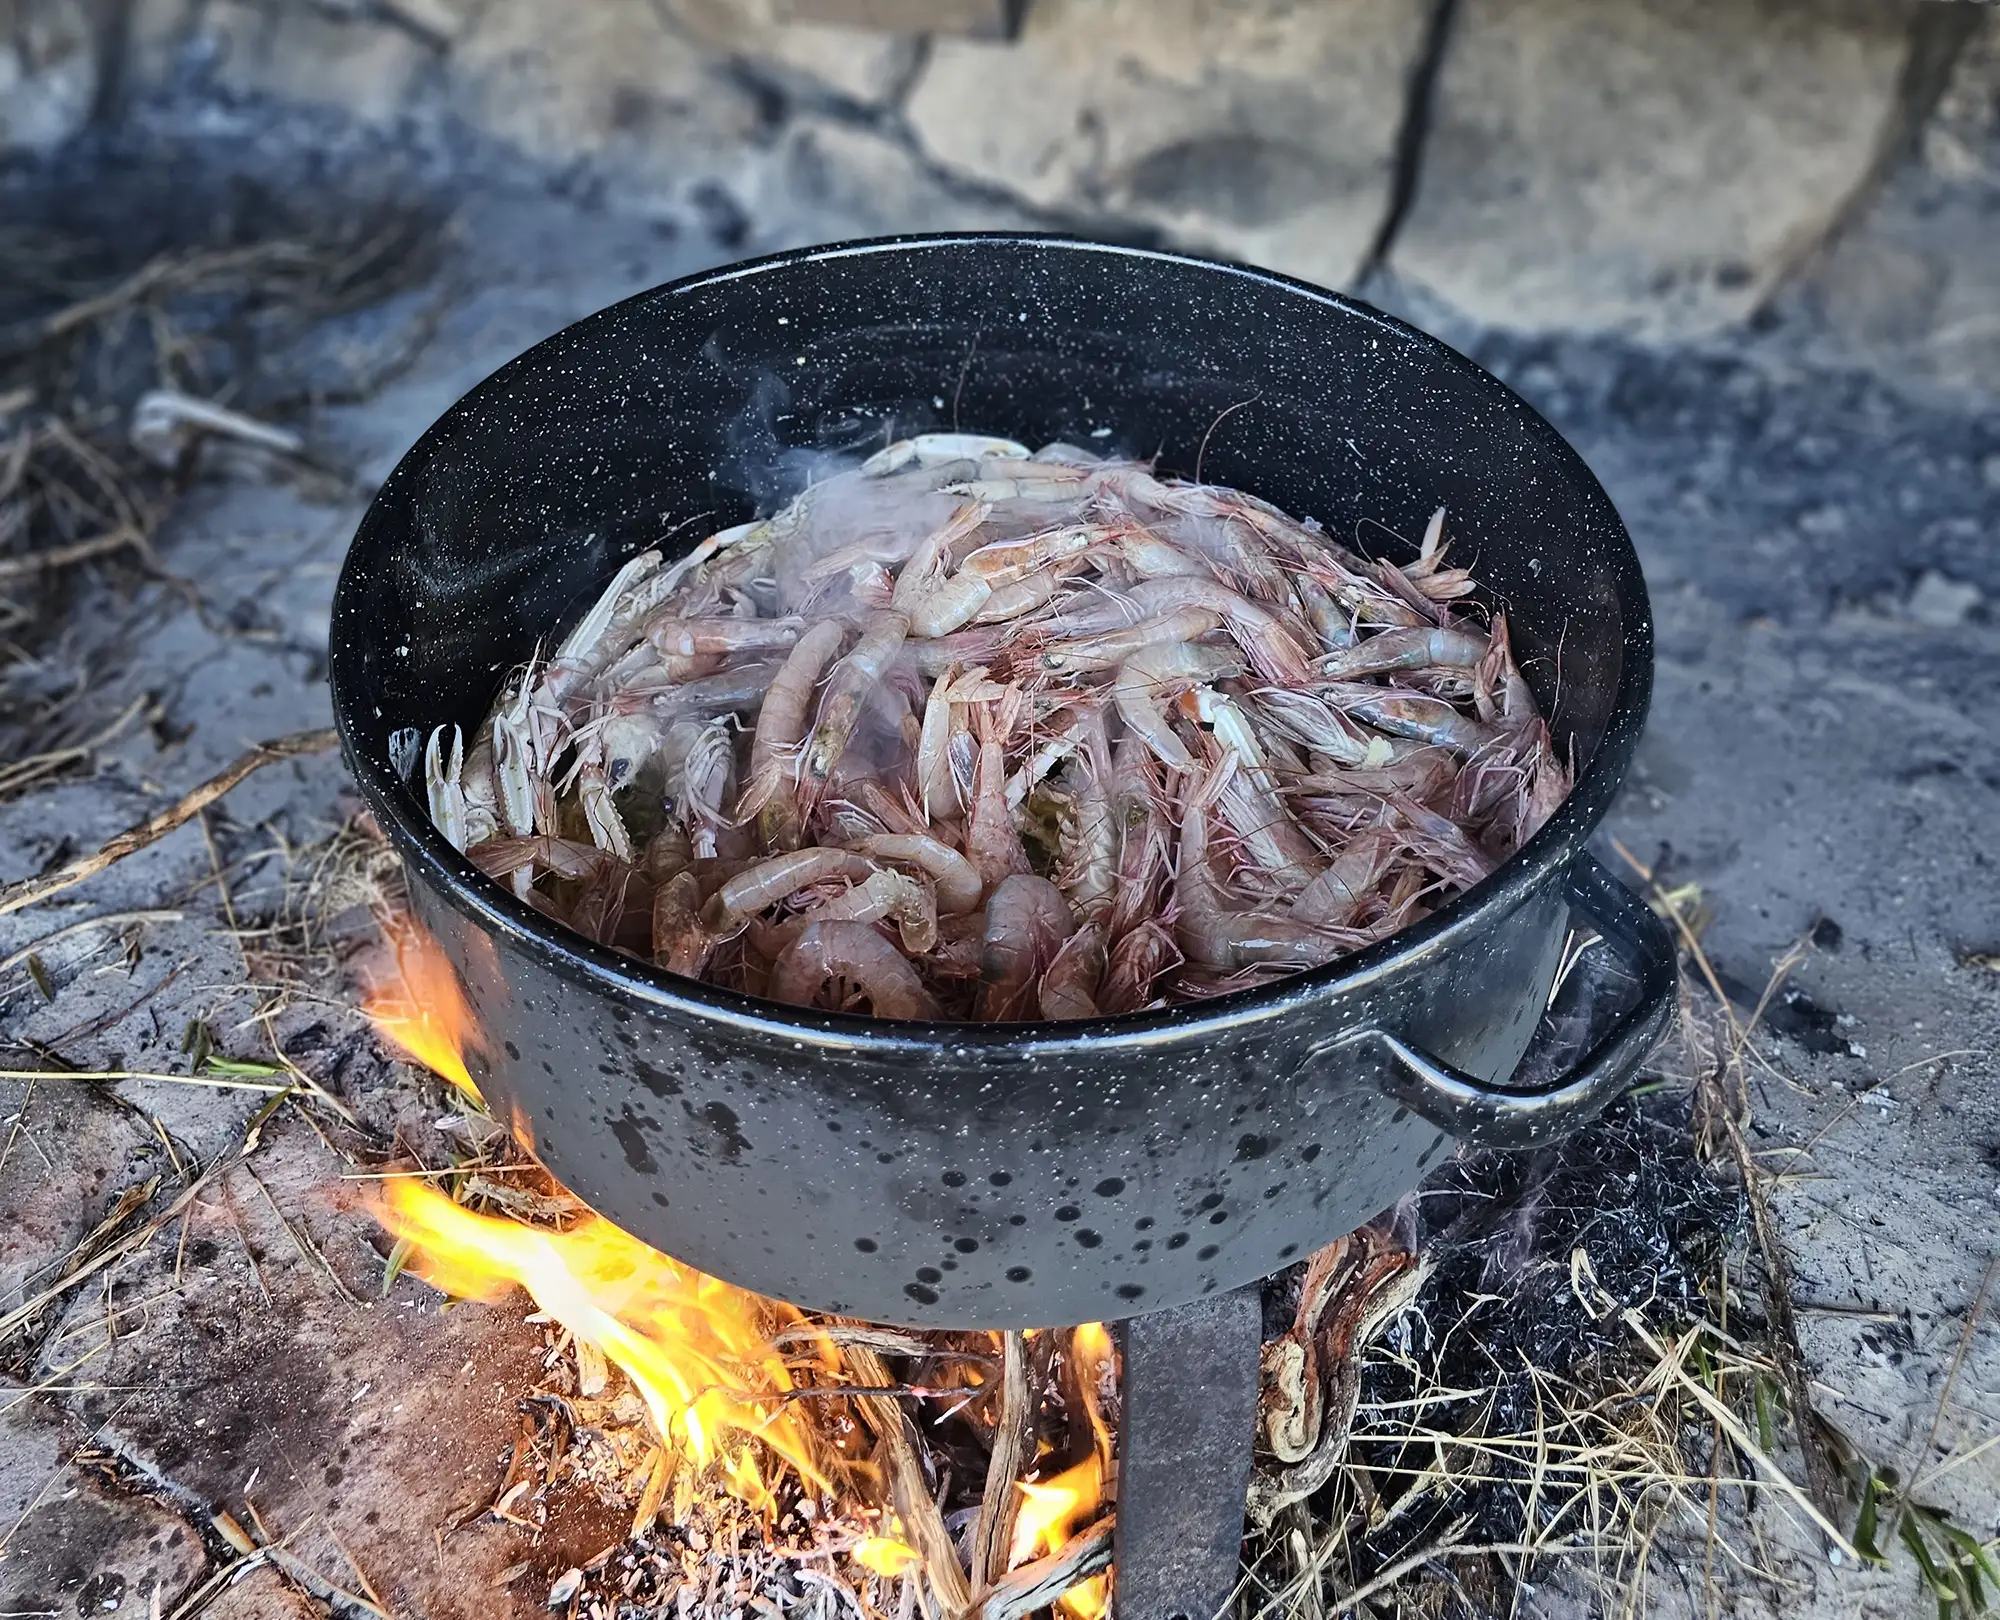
top-left (969, 1330), bottom-right (1033, 1591)
top-left (839, 1334), bottom-right (975, 1614)
top-left (968, 1513), bottom-right (1115, 1620)
top-left (0, 727), bottom-right (339, 918)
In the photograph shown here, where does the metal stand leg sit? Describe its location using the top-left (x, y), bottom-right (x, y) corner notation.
top-left (1113, 1284), bottom-right (1262, 1620)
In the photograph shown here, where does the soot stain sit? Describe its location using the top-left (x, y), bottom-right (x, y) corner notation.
top-left (612, 1105), bottom-right (659, 1173)
top-left (633, 1057), bottom-right (682, 1098)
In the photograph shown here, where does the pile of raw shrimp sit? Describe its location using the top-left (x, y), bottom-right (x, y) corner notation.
top-left (422, 431), bottom-right (1570, 1022)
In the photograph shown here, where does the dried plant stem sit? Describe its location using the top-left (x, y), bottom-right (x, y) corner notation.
top-left (0, 909), bottom-right (182, 977)
top-left (0, 1066), bottom-right (290, 1091)
top-left (841, 1337), bottom-right (974, 1615)
top-left (0, 525), bottom-right (143, 581)
top-left (969, 1330), bottom-right (1032, 1591)
top-left (1638, 870), bottom-right (1846, 1519)
top-left (967, 1514), bottom-right (1113, 1620)
top-left (0, 728), bottom-right (338, 918)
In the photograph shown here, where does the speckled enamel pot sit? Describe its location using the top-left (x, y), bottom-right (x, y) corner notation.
top-left (330, 234), bottom-right (1674, 1330)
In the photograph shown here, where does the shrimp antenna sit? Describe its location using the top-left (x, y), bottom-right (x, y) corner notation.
top-left (950, 331), bottom-right (982, 433)
top-left (1193, 393), bottom-right (1261, 487)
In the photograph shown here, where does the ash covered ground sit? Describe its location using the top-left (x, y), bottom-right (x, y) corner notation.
top-left (0, 104), bottom-right (1994, 1619)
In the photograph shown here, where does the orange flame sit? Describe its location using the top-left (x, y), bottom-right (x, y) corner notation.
top-left (851, 1534), bottom-right (922, 1577)
top-left (1011, 1453), bottom-right (1110, 1617)
top-left (380, 1179), bottom-right (827, 1513)
top-left (364, 915), bottom-right (834, 1518)
top-left (1000, 1324), bottom-right (1118, 1620)
top-left (365, 918), bottom-right (482, 1103)
top-left (1072, 1320), bottom-right (1115, 1459)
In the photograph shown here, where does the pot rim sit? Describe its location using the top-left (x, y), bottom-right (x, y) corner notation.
top-left (332, 231), bottom-right (1653, 1060)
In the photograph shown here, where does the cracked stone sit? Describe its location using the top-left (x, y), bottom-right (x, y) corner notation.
top-left (670, 0), bottom-right (923, 106)
top-left (1804, 10), bottom-right (2000, 400)
top-left (0, 1396), bottom-right (207, 1618)
top-left (449, 0), bottom-right (765, 182)
top-left (905, 0), bottom-right (1426, 288)
top-left (1393, 0), bottom-right (1920, 338)
top-left (1905, 569), bottom-right (1982, 628)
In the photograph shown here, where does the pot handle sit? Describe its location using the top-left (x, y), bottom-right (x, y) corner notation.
top-left (1331, 852), bottom-right (1676, 1151)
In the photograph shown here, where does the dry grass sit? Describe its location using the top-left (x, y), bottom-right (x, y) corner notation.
top-left (0, 195), bottom-right (447, 773)
top-left (1231, 874), bottom-right (1999, 1620)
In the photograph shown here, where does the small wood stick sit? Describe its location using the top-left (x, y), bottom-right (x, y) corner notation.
top-left (967, 1513), bottom-right (1113, 1620)
top-left (0, 526), bottom-right (143, 581)
top-left (968, 1330), bottom-right (1031, 1589)
top-left (0, 727), bottom-right (339, 918)
top-left (842, 1337), bottom-right (974, 1615)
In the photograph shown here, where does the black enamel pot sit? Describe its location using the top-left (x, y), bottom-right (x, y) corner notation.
top-left (330, 234), bottom-right (1674, 1330)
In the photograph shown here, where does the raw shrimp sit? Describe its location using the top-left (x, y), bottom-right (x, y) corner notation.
top-left (970, 569), bottom-right (1067, 626)
top-left (1055, 709), bottom-right (1118, 922)
top-left (1317, 625), bottom-right (1487, 680)
top-left (1099, 919), bottom-right (1176, 1015)
top-left (701, 847), bottom-right (877, 933)
top-left (1039, 919), bottom-right (1107, 1020)
top-left (1252, 688), bottom-right (1399, 769)
top-left (1097, 468), bottom-right (1292, 601)
top-left (571, 857), bottom-right (642, 947)
top-left (853, 833), bottom-right (984, 915)
top-left (1113, 643), bottom-right (1244, 771)
top-left (768, 921), bottom-right (940, 1019)
top-left (958, 525), bottom-right (1099, 587)
top-left (915, 664), bottom-right (1006, 821)
top-left (805, 611), bottom-right (911, 783)
top-left (433, 422), bottom-right (1573, 1023)
top-left (679, 720), bottom-right (735, 857)
top-left (651, 868), bottom-right (711, 978)
top-left (1211, 754), bottom-right (1324, 886)
top-left (966, 688), bottom-right (1032, 891)
top-left (645, 615), bottom-right (804, 659)
top-left (742, 619), bottom-right (847, 849)
top-left (981, 874), bottom-right (1076, 1019)
top-left (1127, 577), bottom-right (1315, 686)
top-left (1387, 792), bottom-right (1496, 891)
top-left (1039, 606), bottom-right (1224, 675)
top-left (470, 834), bottom-right (614, 885)
top-left (906, 625), bottom-right (1010, 678)
top-left (1175, 761), bottom-right (1343, 972)
top-left (891, 500), bottom-right (997, 637)
top-left (946, 461), bottom-right (1093, 505)
top-left (1477, 614), bottom-right (1539, 729)
top-left (1112, 524), bottom-right (1213, 581)
top-left (1320, 683), bottom-right (1498, 756)
top-left (757, 866), bottom-right (938, 956)
top-left (1105, 740), bottom-right (1168, 938)
top-left (1292, 828), bottom-right (1398, 927)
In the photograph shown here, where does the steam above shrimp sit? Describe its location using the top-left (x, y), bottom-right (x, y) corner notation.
top-left (428, 439), bottom-right (1566, 1020)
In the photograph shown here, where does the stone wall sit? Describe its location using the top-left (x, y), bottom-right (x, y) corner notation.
top-left (4, 0), bottom-right (1994, 351)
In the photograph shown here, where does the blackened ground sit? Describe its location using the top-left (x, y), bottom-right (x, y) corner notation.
top-left (0, 103), bottom-right (1995, 1620)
